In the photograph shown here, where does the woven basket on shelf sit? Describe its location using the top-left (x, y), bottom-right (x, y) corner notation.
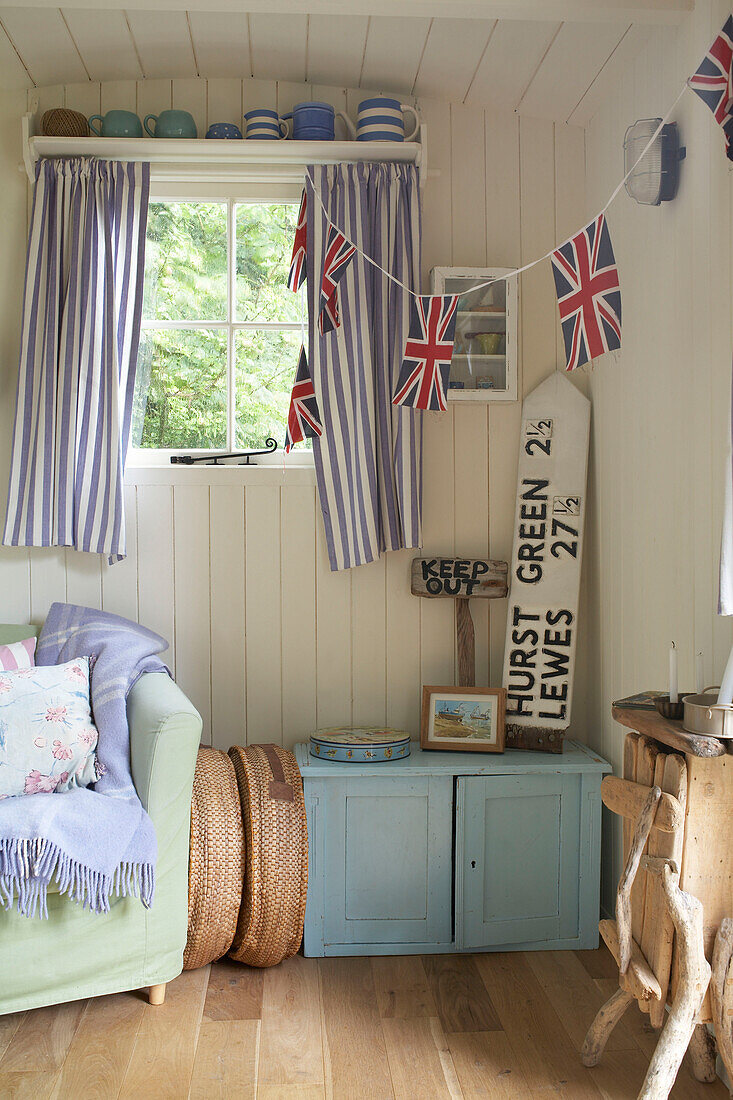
top-left (183, 746), bottom-right (245, 971)
top-left (41, 108), bottom-right (89, 137)
top-left (227, 744), bottom-right (308, 968)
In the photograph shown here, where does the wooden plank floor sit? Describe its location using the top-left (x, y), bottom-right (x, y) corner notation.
top-left (0, 946), bottom-right (728, 1099)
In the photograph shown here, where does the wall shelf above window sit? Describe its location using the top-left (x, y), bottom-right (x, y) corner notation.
top-left (22, 114), bottom-right (427, 188)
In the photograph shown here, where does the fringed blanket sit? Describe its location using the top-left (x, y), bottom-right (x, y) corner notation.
top-left (0, 603), bottom-right (168, 918)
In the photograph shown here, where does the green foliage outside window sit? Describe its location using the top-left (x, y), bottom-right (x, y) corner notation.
top-left (132, 200), bottom-right (303, 451)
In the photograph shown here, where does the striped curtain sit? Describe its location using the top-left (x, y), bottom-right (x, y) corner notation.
top-left (2, 158), bottom-right (149, 563)
top-left (306, 164), bottom-right (422, 571)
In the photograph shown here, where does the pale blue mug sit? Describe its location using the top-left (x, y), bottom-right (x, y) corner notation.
top-left (244, 108), bottom-right (288, 139)
top-left (144, 110), bottom-right (197, 138)
top-left (88, 110), bottom-right (143, 138)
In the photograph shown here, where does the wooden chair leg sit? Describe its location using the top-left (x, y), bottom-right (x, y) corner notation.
top-left (617, 785), bottom-right (661, 975)
top-left (711, 918), bottom-right (733, 1092)
top-left (148, 983), bottom-right (167, 1006)
top-left (582, 987), bottom-right (635, 1067)
top-left (686, 1024), bottom-right (717, 1083)
top-left (638, 863), bottom-right (711, 1100)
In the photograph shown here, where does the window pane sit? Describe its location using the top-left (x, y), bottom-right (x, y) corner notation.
top-left (143, 202), bottom-right (227, 321)
top-left (235, 330), bottom-right (303, 449)
top-left (236, 203), bottom-right (302, 323)
top-left (132, 329), bottom-right (227, 448)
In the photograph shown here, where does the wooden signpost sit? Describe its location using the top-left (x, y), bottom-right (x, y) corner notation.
top-left (501, 372), bottom-right (590, 753)
top-left (411, 558), bottom-right (508, 685)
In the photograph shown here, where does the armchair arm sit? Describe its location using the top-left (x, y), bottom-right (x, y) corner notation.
top-left (127, 671), bottom-right (202, 829)
top-left (127, 672), bottom-right (201, 979)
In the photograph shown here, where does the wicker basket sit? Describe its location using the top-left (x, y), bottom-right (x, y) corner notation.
top-left (227, 744), bottom-right (308, 968)
top-left (41, 108), bottom-right (89, 137)
top-left (183, 746), bottom-right (245, 971)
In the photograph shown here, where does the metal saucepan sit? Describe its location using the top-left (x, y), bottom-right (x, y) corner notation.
top-left (683, 686), bottom-right (733, 738)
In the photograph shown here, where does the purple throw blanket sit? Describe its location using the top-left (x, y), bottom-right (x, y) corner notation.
top-left (0, 603), bottom-right (168, 918)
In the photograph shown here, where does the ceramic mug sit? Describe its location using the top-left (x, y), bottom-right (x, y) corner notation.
top-left (88, 110), bottom-right (143, 138)
top-left (244, 108), bottom-right (288, 139)
top-left (206, 122), bottom-right (243, 139)
top-left (339, 97), bottom-right (419, 142)
top-left (281, 102), bottom-right (335, 141)
top-left (144, 110), bottom-right (197, 138)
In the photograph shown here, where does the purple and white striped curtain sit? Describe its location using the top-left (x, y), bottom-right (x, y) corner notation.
top-left (306, 163), bottom-right (422, 571)
top-left (2, 158), bottom-right (149, 563)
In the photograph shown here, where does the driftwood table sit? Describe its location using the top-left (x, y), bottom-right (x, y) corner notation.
top-left (582, 706), bottom-right (733, 1098)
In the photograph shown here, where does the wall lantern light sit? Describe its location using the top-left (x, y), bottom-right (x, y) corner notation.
top-left (623, 119), bottom-right (685, 205)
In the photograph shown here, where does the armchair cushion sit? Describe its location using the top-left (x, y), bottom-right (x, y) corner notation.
top-left (0, 636), bottom-right (36, 670)
top-left (0, 657), bottom-right (99, 799)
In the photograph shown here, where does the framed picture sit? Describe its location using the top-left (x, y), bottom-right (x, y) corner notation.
top-left (420, 686), bottom-right (506, 753)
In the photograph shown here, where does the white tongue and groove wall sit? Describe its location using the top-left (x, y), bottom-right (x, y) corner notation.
top-left (0, 1), bottom-right (730, 922)
top-left (0, 75), bottom-right (589, 754)
top-left (584, 0), bottom-right (733, 909)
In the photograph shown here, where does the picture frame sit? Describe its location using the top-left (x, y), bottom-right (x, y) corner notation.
top-left (420, 685), bottom-right (506, 753)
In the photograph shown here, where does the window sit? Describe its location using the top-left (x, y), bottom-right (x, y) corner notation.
top-left (131, 199), bottom-right (303, 454)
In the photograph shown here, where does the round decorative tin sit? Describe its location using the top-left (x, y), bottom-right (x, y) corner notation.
top-left (309, 728), bottom-right (411, 763)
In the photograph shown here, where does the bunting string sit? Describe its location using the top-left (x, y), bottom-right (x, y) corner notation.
top-left (285, 14), bottom-right (731, 411)
top-left (307, 79), bottom-right (690, 304)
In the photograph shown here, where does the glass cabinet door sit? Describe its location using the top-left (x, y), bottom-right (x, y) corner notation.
top-left (431, 268), bottom-right (517, 402)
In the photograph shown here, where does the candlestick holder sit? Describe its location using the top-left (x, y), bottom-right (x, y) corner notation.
top-left (654, 694), bottom-right (689, 721)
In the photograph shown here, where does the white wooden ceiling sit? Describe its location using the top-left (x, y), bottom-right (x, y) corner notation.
top-left (0, 4), bottom-right (674, 124)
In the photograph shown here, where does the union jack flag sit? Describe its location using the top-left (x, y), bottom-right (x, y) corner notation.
top-left (551, 214), bottom-right (621, 372)
top-left (287, 189), bottom-right (307, 292)
top-left (689, 16), bottom-right (733, 160)
top-left (284, 346), bottom-right (322, 453)
top-left (319, 223), bottom-right (356, 335)
top-left (319, 290), bottom-right (339, 336)
top-left (392, 295), bottom-right (459, 411)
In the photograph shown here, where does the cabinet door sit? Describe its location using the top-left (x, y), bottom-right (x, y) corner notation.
top-left (457, 773), bottom-right (581, 949)
top-left (321, 774), bottom-right (453, 948)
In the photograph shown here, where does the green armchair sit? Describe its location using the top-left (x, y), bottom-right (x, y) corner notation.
top-left (0, 624), bottom-right (201, 1015)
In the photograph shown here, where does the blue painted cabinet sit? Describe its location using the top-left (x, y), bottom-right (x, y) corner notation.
top-left (295, 741), bottom-right (610, 957)
top-left (458, 773), bottom-right (581, 949)
top-left (313, 774), bottom-right (453, 952)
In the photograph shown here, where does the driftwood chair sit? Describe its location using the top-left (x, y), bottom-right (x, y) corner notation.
top-left (582, 731), bottom-right (733, 1100)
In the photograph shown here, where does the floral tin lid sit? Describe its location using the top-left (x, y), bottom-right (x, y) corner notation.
top-left (309, 727), bottom-right (411, 762)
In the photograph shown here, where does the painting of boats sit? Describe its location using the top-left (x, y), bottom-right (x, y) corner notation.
top-left (421, 686), bottom-right (506, 754)
top-left (432, 699), bottom-right (497, 740)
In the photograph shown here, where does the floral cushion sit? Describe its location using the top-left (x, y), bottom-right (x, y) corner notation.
top-left (0, 637), bottom-right (36, 671)
top-left (0, 658), bottom-right (100, 800)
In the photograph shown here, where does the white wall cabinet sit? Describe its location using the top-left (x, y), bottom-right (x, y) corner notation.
top-left (431, 266), bottom-right (518, 402)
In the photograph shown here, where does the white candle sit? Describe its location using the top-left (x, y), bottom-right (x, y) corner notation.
top-left (669, 642), bottom-right (678, 704)
top-left (718, 642), bottom-right (733, 706)
top-left (696, 652), bottom-right (704, 696)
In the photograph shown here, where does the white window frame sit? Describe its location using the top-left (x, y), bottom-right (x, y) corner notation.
top-left (128, 180), bottom-right (312, 468)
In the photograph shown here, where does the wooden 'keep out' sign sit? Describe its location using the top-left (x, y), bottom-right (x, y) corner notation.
top-left (412, 558), bottom-right (508, 685)
top-left (411, 558), bottom-right (507, 599)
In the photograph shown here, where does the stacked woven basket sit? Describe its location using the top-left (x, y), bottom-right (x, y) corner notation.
top-left (183, 743), bottom-right (308, 971)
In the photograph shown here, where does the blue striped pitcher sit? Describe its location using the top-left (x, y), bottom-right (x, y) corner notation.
top-left (340, 97), bottom-right (420, 143)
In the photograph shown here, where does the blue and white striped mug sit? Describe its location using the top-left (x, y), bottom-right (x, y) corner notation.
top-left (339, 97), bottom-right (420, 143)
top-left (244, 108), bottom-right (288, 140)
